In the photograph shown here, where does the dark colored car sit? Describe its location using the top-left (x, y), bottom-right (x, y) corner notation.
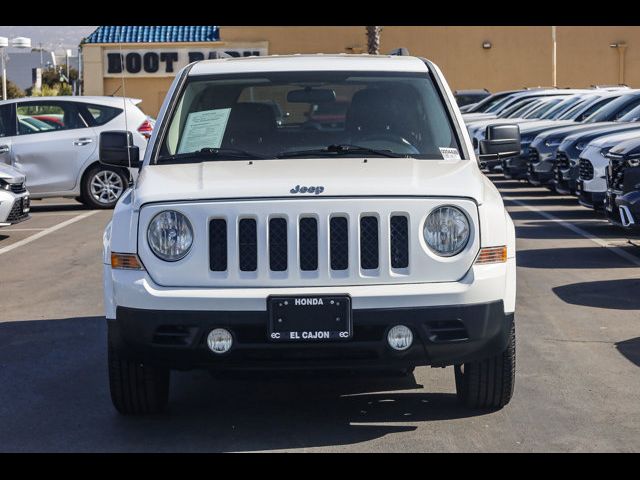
top-left (526, 91), bottom-right (640, 187)
top-left (604, 137), bottom-right (640, 228)
top-left (461, 89), bottom-right (523, 114)
top-left (501, 92), bottom-right (621, 180)
top-left (554, 104), bottom-right (640, 195)
top-left (455, 89), bottom-right (491, 108)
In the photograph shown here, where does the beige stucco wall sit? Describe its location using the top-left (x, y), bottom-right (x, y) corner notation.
top-left (82, 26), bottom-right (640, 117)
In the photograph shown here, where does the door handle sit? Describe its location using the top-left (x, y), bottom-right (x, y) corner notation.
top-left (0, 144), bottom-right (9, 153)
top-left (73, 138), bottom-right (93, 146)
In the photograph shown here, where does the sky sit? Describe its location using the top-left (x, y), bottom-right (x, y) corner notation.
top-left (0, 26), bottom-right (97, 53)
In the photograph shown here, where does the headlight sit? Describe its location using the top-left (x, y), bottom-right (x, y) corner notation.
top-left (576, 142), bottom-right (586, 151)
top-left (600, 147), bottom-right (612, 158)
top-left (627, 158), bottom-right (640, 168)
top-left (423, 206), bottom-right (470, 257)
top-left (544, 138), bottom-right (561, 148)
top-left (0, 179), bottom-right (10, 191)
top-left (147, 210), bottom-right (193, 261)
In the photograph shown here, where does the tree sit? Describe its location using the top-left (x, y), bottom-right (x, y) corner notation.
top-left (41, 65), bottom-right (78, 88)
top-left (366, 26), bottom-right (381, 55)
top-left (0, 77), bottom-right (25, 99)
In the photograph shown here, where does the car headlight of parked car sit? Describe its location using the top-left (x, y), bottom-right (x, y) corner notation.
top-left (147, 210), bottom-right (194, 261)
top-left (544, 137), bottom-right (562, 148)
top-left (423, 206), bottom-right (470, 257)
top-left (575, 142), bottom-right (587, 151)
top-left (600, 147), bottom-right (612, 158)
top-left (0, 178), bottom-right (11, 191)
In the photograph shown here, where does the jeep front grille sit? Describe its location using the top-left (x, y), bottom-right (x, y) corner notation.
top-left (209, 214), bottom-right (409, 274)
top-left (579, 158), bottom-right (594, 180)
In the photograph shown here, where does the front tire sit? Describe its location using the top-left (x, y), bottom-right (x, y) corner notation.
top-left (108, 323), bottom-right (170, 415)
top-left (80, 165), bottom-right (129, 209)
top-left (454, 322), bottom-right (516, 410)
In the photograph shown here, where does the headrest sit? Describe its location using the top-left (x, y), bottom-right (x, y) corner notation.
top-left (226, 103), bottom-right (277, 133)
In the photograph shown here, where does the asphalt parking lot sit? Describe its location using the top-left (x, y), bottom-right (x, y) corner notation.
top-left (0, 176), bottom-right (639, 452)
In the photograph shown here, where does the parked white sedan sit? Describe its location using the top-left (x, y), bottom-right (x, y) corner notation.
top-left (0, 163), bottom-right (30, 227)
top-left (0, 96), bottom-right (151, 208)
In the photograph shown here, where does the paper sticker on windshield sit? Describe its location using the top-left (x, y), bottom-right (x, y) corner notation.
top-left (439, 147), bottom-right (461, 160)
top-left (177, 108), bottom-right (231, 153)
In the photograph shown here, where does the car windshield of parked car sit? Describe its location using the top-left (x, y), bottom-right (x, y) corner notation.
top-left (583, 94), bottom-right (640, 123)
top-left (497, 98), bottom-right (539, 118)
top-left (557, 96), bottom-right (616, 121)
top-left (158, 71), bottom-right (461, 162)
top-left (467, 91), bottom-right (515, 113)
top-left (617, 104), bottom-right (640, 123)
top-left (541, 96), bottom-right (586, 120)
top-left (523, 97), bottom-right (565, 119)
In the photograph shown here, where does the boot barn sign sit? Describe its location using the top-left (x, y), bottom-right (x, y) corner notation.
top-left (103, 44), bottom-right (268, 77)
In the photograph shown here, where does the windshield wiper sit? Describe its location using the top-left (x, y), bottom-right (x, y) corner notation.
top-left (157, 147), bottom-right (269, 163)
top-left (277, 144), bottom-right (404, 159)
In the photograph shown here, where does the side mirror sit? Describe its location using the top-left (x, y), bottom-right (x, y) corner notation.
top-left (99, 131), bottom-right (141, 168)
top-left (479, 124), bottom-right (521, 160)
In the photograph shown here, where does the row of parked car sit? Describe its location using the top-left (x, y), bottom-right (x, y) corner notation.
top-left (0, 95), bottom-right (152, 228)
top-left (463, 86), bottom-right (640, 229)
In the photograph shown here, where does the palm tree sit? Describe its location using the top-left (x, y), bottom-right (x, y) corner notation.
top-left (366, 26), bottom-right (381, 55)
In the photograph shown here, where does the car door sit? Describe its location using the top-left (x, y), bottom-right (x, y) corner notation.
top-left (10, 100), bottom-right (98, 195)
top-left (0, 103), bottom-right (15, 166)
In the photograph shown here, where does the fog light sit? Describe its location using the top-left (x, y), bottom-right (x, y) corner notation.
top-left (207, 328), bottom-right (233, 354)
top-left (387, 325), bottom-right (413, 351)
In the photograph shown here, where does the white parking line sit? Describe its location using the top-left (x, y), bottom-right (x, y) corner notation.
top-left (0, 210), bottom-right (99, 256)
top-left (504, 197), bottom-right (640, 268)
top-left (0, 228), bottom-right (46, 232)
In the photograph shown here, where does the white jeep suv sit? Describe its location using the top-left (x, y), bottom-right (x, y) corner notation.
top-left (101, 55), bottom-right (519, 414)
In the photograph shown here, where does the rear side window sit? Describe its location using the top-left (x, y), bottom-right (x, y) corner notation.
top-left (79, 104), bottom-right (123, 126)
top-left (16, 101), bottom-right (86, 135)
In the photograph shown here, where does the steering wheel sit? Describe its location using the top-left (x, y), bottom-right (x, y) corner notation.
top-left (356, 133), bottom-right (420, 154)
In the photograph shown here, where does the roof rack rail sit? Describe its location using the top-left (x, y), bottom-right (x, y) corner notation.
top-left (591, 84), bottom-right (629, 89)
top-left (523, 86), bottom-right (558, 90)
top-left (389, 48), bottom-right (410, 56)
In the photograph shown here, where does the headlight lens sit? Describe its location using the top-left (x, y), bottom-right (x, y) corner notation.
top-left (544, 138), bottom-right (561, 148)
top-left (576, 142), bottom-right (586, 151)
top-left (0, 179), bottom-right (10, 191)
top-left (147, 210), bottom-right (193, 261)
top-left (600, 147), bottom-right (612, 158)
top-left (423, 206), bottom-right (470, 257)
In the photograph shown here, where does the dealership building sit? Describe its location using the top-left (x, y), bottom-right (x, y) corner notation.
top-left (80, 25), bottom-right (640, 117)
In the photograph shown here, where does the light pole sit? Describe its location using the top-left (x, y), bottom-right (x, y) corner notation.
top-left (0, 35), bottom-right (32, 100)
top-left (0, 36), bottom-right (8, 101)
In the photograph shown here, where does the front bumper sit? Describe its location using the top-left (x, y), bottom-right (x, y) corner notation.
top-left (527, 156), bottom-right (556, 187)
top-left (577, 180), bottom-right (605, 209)
top-left (0, 190), bottom-right (30, 226)
top-left (110, 301), bottom-right (514, 370)
top-left (554, 165), bottom-right (579, 195)
top-left (605, 189), bottom-right (640, 228)
top-left (502, 155), bottom-right (529, 180)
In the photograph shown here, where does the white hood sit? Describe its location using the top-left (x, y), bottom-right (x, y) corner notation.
top-left (133, 157), bottom-right (486, 207)
top-left (0, 163), bottom-right (25, 183)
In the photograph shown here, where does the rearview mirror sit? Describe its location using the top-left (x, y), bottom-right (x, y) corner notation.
top-left (479, 124), bottom-right (521, 160)
top-left (99, 131), bottom-right (141, 168)
top-left (287, 87), bottom-right (336, 104)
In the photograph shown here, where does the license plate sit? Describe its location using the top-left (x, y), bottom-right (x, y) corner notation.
top-left (22, 197), bottom-right (30, 213)
top-left (268, 295), bottom-right (352, 342)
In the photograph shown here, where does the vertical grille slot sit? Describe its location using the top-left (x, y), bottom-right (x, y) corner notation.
top-left (299, 217), bottom-right (318, 271)
top-left (209, 219), bottom-right (227, 271)
top-left (360, 216), bottom-right (379, 270)
top-left (269, 217), bottom-right (288, 271)
top-left (238, 218), bottom-right (257, 271)
top-left (390, 215), bottom-right (409, 269)
top-left (330, 216), bottom-right (349, 270)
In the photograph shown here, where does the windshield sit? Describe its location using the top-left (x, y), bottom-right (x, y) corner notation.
top-left (583, 93), bottom-right (640, 123)
top-left (158, 71), bottom-right (460, 162)
top-left (498, 98), bottom-right (539, 118)
top-left (522, 97), bottom-right (564, 119)
top-left (541, 96), bottom-right (585, 120)
top-left (468, 91), bottom-right (515, 113)
top-left (618, 104), bottom-right (640, 123)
